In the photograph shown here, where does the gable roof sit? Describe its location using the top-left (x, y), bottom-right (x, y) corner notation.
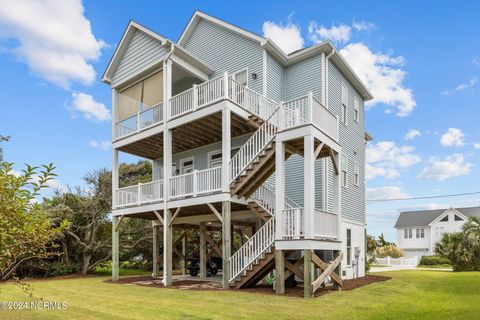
top-left (394, 206), bottom-right (480, 228)
top-left (177, 11), bottom-right (373, 101)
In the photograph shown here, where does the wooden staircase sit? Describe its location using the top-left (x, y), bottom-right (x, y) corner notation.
top-left (230, 248), bottom-right (275, 289)
top-left (248, 202), bottom-right (271, 222)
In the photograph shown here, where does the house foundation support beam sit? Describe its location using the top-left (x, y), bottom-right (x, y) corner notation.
top-left (275, 249), bottom-right (285, 294)
top-left (304, 135), bottom-right (315, 238)
top-left (182, 233), bottom-right (187, 275)
top-left (112, 216), bottom-right (119, 281)
top-left (163, 209), bottom-right (173, 286)
top-left (152, 222), bottom-right (159, 278)
top-left (199, 222), bottom-right (207, 280)
top-left (304, 249), bottom-right (314, 298)
top-left (222, 201), bottom-right (231, 288)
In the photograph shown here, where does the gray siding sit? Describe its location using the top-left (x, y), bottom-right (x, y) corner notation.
top-left (285, 55), bottom-right (323, 101)
top-left (111, 30), bottom-right (168, 87)
top-left (328, 60), bottom-right (366, 223)
top-left (266, 52), bottom-right (285, 101)
top-left (182, 19), bottom-right (264, 94)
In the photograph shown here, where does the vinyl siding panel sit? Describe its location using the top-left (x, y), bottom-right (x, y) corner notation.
top-left (328, 60), bottom-right (366, 223)
top-left (182, 19), bottom-right (264, 95)
top-left (285, 55), bottom-right (323, 101)
top-left (266, 52), bottom-right (285, 101)
top-left (111, 30), bottom-right (168, 87)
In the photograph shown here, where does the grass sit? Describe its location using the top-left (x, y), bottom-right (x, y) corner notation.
top-left (1, 270), bottom-right (479, 319)
top-left (417, 264), bottom-right (453, 269)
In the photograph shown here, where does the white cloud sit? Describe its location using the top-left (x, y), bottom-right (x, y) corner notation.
top-left (440, 128), bottom-right (465, 147)
top-left (405, 129), bottom-right (421, 140)
top-left (308, 22), bottom-right (352, 44)
top-left (367, 186), bottom-right (408, 200)
top-left (262, 18), bottom-right (304, 54)
top-left (473, 57), bottom-right (480, 67)
top-left (442, 76), bottom-right (478, 95)
top-left (89, 140), bottom-right (110, 151)
top-left (352, 20), bottom-right (377, 32)
top-left (366, 141), bottom-right (421, 180)
top-left (0, 0), bottom-right (106, 88)
top-left (69, 92), bottom-right (110, 122)
top-left (340, 43), bottom-right (416, 116)
top-left (417, 154), bottom-right (472, 181)
top-left (474, 143), bottom-right (480, 149)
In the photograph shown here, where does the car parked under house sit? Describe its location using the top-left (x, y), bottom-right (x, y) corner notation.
top-left (394, 206), bottom-right (480, 259)
top-left (102, 10), bottom-right (373, 298)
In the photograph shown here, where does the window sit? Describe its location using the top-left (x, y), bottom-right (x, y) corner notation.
top-left (353, 97), bottom-right (360, 123)
top-left (416, 228), bottom-right (425, 238)
top-left (233, 69), bottom-right (248, 87)
top-left (440, 215), bottom-right (449, 222)
top-left (180, 157), bottom-right (194, 174)
top-left (341, 82), bottom-right (348, 124)
top-left (354, 161), bottom-right (360, 186)
top-left (346, 229), bottom-right (352, 266)
top-left (435, 226), bottom-right (445, 241)
top-left (404, 228), bottom-right (413, 239)
top-left (208, 150), bottom-right (222, 168)
top-left (341, 154), bottom-right (348, 188)
top-left (454, 214), bottom-right (464, 221)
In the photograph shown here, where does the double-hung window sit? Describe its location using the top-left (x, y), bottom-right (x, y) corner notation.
top-left (416, 228), bottom-right (425, 238)
top-left (341, 154), bottom-right (348, 188)
top-left (404, 228), bottom-right (413, 239)
top-left (354, 161), bottom-right (360, 186)
top-left (353, 96), bottom-right (360, 123)
top-left (341, 82), bottom-right (348, 124)
top-left (346, 229), bottom-right (352, 266)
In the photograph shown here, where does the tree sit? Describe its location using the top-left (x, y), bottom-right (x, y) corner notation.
top-left (378, 233), bottom-right (393, 247)
top-left (435, 217), bottom-right (480, 271)
top-left (0, 162), bottom-right (68, 281)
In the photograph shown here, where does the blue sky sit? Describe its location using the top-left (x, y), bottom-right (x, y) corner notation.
top-left (1, 1), bottom-right (479, 241)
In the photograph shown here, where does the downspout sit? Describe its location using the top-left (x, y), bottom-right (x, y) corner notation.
top-left (322, 48), bottom-right (335, 211)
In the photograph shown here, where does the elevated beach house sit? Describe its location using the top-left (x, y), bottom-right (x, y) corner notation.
top-left (395, 206), bottom-right (480, 259)
top-left (102, 11), bottom-right (373, 297)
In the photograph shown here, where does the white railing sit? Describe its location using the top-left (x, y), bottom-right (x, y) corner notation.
top-left (229, 215), bottom-right (276, 282)
top-left (115, 179), bottom-right (164, 208)
top-left (312, 97), bottom-right (338, 141)
top-left (195, 167), bottom-right (222, 194)
top-left (375, 256), bottom-right (418, 267)
top-left (250, 184), bottom-right (276, 216)
top-left (229, 109), bottom-right (279, 182)
top-left (283, 96), bottom-right (308, 128)
top-left (314, 209), bottom-right (338, 239)
top-left (229, 78), bottom-right (278, 120)
top-left (282, 208), bottom-right (304, 240)
top-left (114, 102), bottom-right (164, 140)
top-left (169, 167), bottom-right (222, 199)
top-left (169, 76), bottom-right (225, 119)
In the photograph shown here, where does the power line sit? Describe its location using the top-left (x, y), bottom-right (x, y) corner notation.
top-left (367, 191), bottom-right (480, 202)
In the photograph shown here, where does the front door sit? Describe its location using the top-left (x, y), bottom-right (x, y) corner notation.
top-left (180, 157), bottom-right (194, 174)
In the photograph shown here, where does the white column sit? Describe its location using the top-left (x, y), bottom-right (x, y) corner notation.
top-left (163, 128), bottom-right (173, 286)
top-left (275, 140), bottom-right (285, 240)
top-left (112, 88), bottom-right (118, 140)
top-left (304, 134), bottom-right (315, 239)
top-left (112, 148), bottom-right (119, 209)
top-left (333, 151), bottom-right (341, 240)
top-left (222, 107), bottom-right (231, 192)
top-left (222, 201), bottom-right (231, 288)
top-left (112, 216), bottom-right (119, 281)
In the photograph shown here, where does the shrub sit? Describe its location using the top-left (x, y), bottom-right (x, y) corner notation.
top-left (419, 255), bottom-right (451, 266)
top-left (374, 244), bottom-right (405, 258)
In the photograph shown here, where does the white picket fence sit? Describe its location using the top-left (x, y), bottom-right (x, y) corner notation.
top-left (375, 256), bottom-right (418, 267)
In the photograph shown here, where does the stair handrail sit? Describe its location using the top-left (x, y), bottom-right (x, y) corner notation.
top-left (228, 214), bottom-right (276, 282)
top-left (249, 183), bottom-right (276, 215)
top-left (229, 107), bottom-right (280, 182)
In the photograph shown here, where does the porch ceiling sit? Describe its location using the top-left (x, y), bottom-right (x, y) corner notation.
top-left (118, 112), bottom-right (255, 160)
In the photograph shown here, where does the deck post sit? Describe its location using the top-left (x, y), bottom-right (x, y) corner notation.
top-left (182, 232), bottom-right (187, 276)
top-left (163, 210), bottom-right (173, 286)
top-left (112, 216), bottom-right (119, 281)
top-left (304, 135), bottom-right (315, 239)
top-left (304, 249), bottom-right (313, 298)
top-left (333, 250), bottom-right (342, 291)
top-left (333, 150), bottom-right (341, 239)
top-left (222, 201), bottom-right (231, 288)
top-left (199, 222), bottom-right (207, 280)
top-left (222, 107), bottom-right (231, 192)
top-left (275, 250), bottom-right (285, 294)
top-left (152, 222), bottom-right (159, 278)
top-left (275, 140), bottom-right (285, 240)
top-left (112, 148), bottom-right (119, 209)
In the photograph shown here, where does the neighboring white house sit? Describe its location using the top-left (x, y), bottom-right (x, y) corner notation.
top-left (394, 206), bottom-right (480, 259)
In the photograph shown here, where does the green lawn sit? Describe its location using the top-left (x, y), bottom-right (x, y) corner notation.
top-left (1, 270), bottom-right (479, 319)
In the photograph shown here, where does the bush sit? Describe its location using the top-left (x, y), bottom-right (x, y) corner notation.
top-left (419, 255), bottom-right (451, 266)
top-left (374, 244), bottom-right (405, 258)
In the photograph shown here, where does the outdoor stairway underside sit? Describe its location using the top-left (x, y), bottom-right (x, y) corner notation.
top-left (230, 249), bottom-right (275, 289)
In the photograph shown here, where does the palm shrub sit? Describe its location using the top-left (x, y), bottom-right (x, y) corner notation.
top-left (374, 244), bottom-right (405, 258)
top-left (435, 217), bottom-right (480, 271)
